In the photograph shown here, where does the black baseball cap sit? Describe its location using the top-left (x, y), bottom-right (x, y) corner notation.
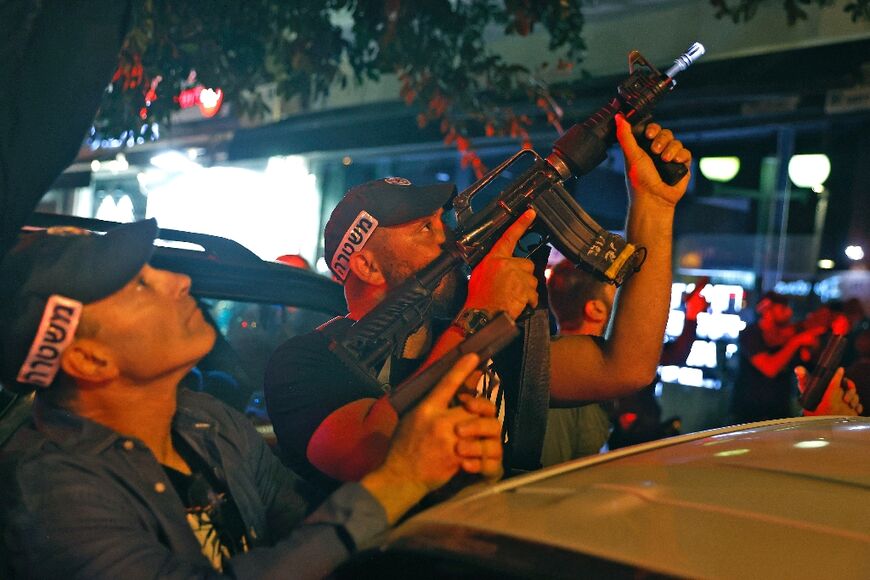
top-left (324, 177), bottom-right (456, 281)
top-left (0, 219), bottom-right (158, 393)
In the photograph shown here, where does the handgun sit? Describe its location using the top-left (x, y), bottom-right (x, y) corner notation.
top-left (800, 316), bottom-right (850, 412)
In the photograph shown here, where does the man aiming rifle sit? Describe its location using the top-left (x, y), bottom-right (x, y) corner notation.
top-left (265, 115), bottom-right (693, 487)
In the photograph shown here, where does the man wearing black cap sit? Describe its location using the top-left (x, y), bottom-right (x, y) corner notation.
top-left (0, 220), bottom-right (503, 578)
top-left (265, 117), bottom-right (695, 483)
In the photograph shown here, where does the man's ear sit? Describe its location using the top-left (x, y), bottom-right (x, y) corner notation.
top-left (60, 339), bottom-right (119, 383)
top-left (347, 249), bottom-right (385, 286)
top-left (583, 299), bottom-right (609, 324)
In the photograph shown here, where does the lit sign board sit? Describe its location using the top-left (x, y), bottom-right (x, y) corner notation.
top-left (176, 86), bottom-right (224, 118)
top-left (662, 282), bottom-right (750, 389)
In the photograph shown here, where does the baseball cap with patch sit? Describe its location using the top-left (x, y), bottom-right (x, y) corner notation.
top-left (324, 177), bottom-right (456, 281)
top-left (0, 219), bottom-right (158, 393)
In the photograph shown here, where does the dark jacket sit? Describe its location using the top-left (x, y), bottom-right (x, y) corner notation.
top-left (0, 389), bottom-right (387, 579)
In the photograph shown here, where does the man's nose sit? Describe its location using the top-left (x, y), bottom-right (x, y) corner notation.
top-left (153, 267), bottom-right (192, 298)
top-left (434, 219), bottom-right (448, 246)
top-left (172, 271), bottom-right (193, 297)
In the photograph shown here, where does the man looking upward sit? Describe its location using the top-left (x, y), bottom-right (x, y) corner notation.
top-left (0, 220), bottom-right (502, 578)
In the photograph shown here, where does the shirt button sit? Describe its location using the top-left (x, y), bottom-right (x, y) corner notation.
top-left (154, 482), bottom-right (166, 493)
top-left (122, 440), bottom-right (135, 451)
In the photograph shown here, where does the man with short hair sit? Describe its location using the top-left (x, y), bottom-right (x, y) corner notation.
top-left (539, 259), bottom-right (616, 466)
top-left (0, 220), bottom-right (502, 578)
top-left (265, 117), bottom-right (694, 483)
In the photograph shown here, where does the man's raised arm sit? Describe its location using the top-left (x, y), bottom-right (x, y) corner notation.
top-left (549, 115), bottom-right (692, 403)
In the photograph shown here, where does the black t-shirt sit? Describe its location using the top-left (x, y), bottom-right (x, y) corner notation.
top-left (163, 434), bottom-right (248, 571)
top-left (733, 323), bottom-right (797, 422)
top-left (265, 318), bottom-right (384, 490)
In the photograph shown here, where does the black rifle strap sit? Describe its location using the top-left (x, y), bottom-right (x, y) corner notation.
top-left (504, 246), bottom-right (552, 472)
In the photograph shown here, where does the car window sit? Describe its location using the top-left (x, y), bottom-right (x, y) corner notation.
top-left (185, 298), bottom-right (333, 425)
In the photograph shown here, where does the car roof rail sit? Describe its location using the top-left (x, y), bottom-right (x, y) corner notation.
top-left (27, 213), bottom-right (262, 266)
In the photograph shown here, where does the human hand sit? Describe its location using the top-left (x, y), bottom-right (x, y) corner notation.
top-left (456, 393), bottom-right (503, 481)
top-left (464, 208), bottom-right (539, 319)
top-left (796, 366), bottom-right (864, 416)
top-left (615, 114), bottom-right (692, 208)
top-left (362, 354), bottom-right (503, 522)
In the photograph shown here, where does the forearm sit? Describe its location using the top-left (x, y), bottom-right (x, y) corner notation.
top-left (751, 341), bottom-right (801, 378)
top-left (360, 464), bottom-right (429, 525)
top-left (422, 324), bottom-right (467, 369)
top-left (550, 198), bottom-right (675, 402)
top-left (230, 483), bottom-right (390, 579)
top-left (613, 197), bottom-right (675, 380)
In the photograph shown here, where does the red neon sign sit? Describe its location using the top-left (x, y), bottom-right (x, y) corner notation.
top-left (176, 86), bottom-right (224, 118)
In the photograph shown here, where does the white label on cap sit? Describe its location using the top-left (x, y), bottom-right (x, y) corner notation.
top-left (331, 211), bottom-right (379, 282)
top-left (384, 177), bottom-right (411, 186)
top-left (17, 295), bottom-right (83, 387)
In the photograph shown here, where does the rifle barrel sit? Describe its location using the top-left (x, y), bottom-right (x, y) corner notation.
top-left (665, 42), bottom-right (705, 78)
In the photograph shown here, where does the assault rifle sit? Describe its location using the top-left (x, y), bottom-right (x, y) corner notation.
top-left (329, 43), bottom-right (705, 385)
top-left (800, 316), bottom-right (850, 412)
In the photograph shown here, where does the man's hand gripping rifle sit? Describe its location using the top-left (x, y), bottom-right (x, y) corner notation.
top-left (330, 43), bottom-right (705, 389)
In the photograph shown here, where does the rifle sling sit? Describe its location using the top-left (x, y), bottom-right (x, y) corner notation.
top-left (503, 246), bottom-right (552, 472)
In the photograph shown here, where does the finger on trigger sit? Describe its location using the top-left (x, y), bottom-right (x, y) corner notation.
top-left (491, 209), bottom-right (536, 257)
top-left (459, 396), bottom-right (497, 417)
top-left (661, 140), bottom-right (683, 162)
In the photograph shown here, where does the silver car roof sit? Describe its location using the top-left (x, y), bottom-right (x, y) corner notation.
top-left (392, 416), bottom-right (870, 579)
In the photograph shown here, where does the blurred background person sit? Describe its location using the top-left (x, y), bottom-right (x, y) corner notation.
top-left (732, 291), bottom-right (827, 422)
top-left (845, 329), bottom-right (870, 416)
top-left (539, 260), bottom-right (615, 466)
top-left (608, 277), bottom-right (709, 450)
top-left (541, 262), bottom-right (710, 464)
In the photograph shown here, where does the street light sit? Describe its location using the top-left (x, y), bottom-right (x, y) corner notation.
top-left (787, 154), bottom-right (830, 189)
top-left (845, 245), bottom-right (865, 261)
top-left (699, 156), bottom-right (740, 182)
